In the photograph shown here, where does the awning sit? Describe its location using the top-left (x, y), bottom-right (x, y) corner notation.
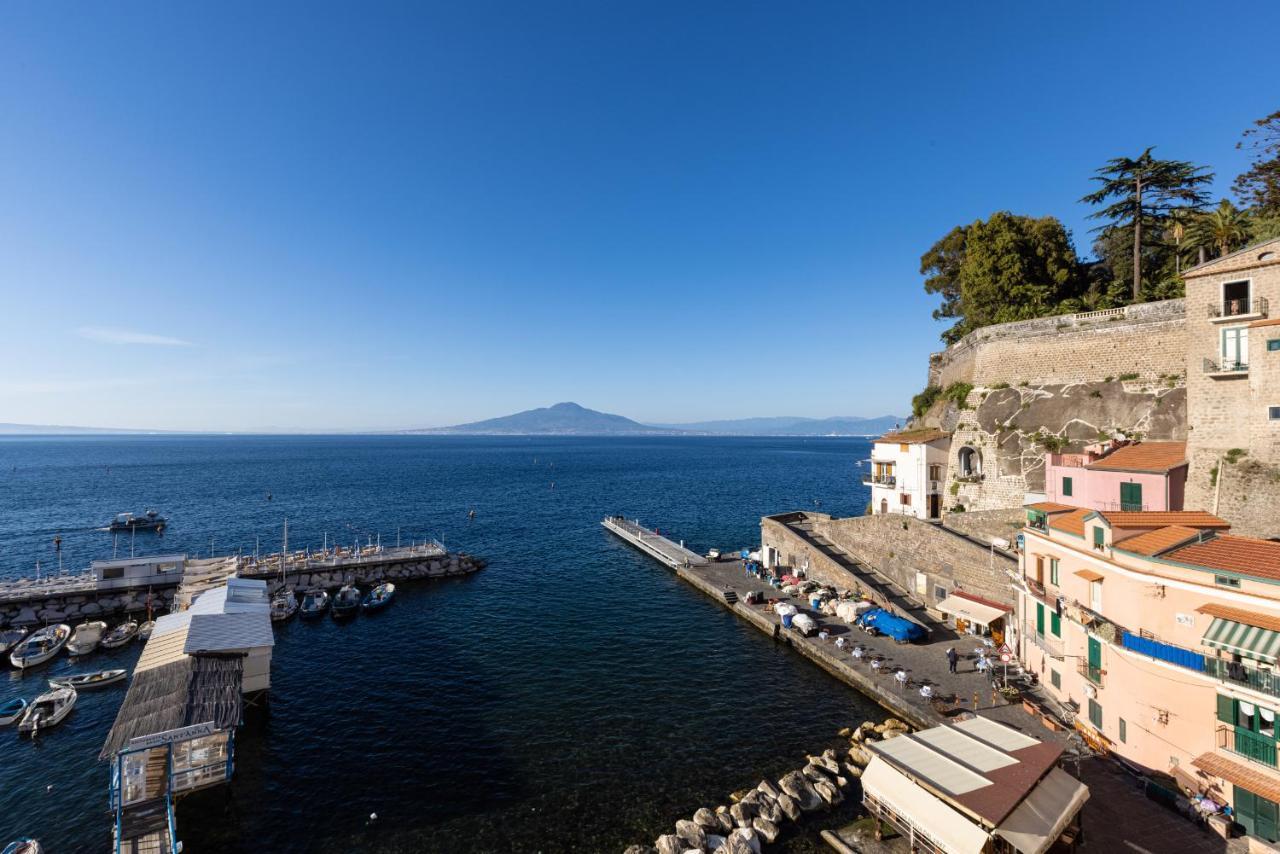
top-left (1074, 569), bottom-right (1104, 582)
top-left (937, 594), bottom-right (1009, 628)
top-left (994, 767), bottom-right (1090, 854)
top-left (1193, 752), bottom-right (1280, 803)
top-left (861, 757), bottom-right (989, 854)
top-left (1202, 618), bottom-right (1280, 664)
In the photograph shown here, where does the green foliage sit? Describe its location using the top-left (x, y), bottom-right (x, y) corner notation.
top-left (1234, 109), bottom-right (1280, 215)
top-left (990, 382), bottom-right (1010, 390)
top-left (1031, 430), bottom-right (1068, 453)
top-left (912, 384), bottom-right (941, 419)
top-left (949, 481), bottom-right (959, 496)
top-left (1103, 375), bottom-right (1114, 382)
top-left (1225, 448), bottom-right (1249, 464)
top-left (951, 504), bottom-right (966, 513)
top-left (1018, 381), bottom-right (1029, 387)
top-left (1118, 372), bottom-right (1140, 381)
top-left (1210, 465), bottom-right (1219, 487)
top-left (1185, 199), bottom-right (1252, 261)
top-left (1089, 390), bottom-right (1103, 398)
top-left (943, 382), bottom-right (974, 409)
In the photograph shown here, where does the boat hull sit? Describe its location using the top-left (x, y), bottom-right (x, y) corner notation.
top-left (9, 626), bottom-right (71, 669)
top-left (0, 699), bottom-right (28, 726)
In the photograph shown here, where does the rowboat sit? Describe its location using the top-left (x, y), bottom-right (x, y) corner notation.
top-left (9, 625), bottom-right (71, 669)
top-left (299, 589), bottom-right (329, 619)
top-left (362, 582), bottom-right (395, 612)
top-left (270, 591), bottom-right (298, 622)
top-left (49, 669), bottom-right (127, 691)
top-left (66, 621), bottom-right (108, 656)
top-left (137, 620), bottom-right (156, 641)
top-left (1, 838), bottom-right (43, 854)
top-left (0, 697), bottom-right (28, 725)
top-left (17, 685), bottom-right (76, 734)
top-left (0, 627), bottom-right (29, 656)
top-left (100, 620), bottom-right (138, 649)
top-left (331, 585), bottom-right (361, 619)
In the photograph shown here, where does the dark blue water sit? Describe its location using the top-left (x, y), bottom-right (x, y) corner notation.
top-left (0, 436), bottom-right (880, 852)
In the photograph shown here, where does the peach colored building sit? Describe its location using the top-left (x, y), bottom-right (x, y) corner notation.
top-left (1016, 504), bottom-right (1280, 842)
top-left (1043, 440), bottom-right (1187, 512)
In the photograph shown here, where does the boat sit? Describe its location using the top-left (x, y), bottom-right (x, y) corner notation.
top-left (331, 585), bottom-right (361, 619)
top-left (299, 589), bottom-right (330, 619)
top-left (2, 839), bottom-right (43, 854)
top-left (9, 625), bottom-right (71, 669)
top-left (0, 627), bottom-right (28, 656)
top-left (100, 620), bottom-right (139, 649)
top-left (270, 590), bottom-right (298, 622)
top-left (0, 697), bottom-right (28, 725)
top-left (17, 685), bottom-right (76, 734)
top-left (49, 669), bottom-right (127, 691)
top-left (362, 582), bottom-right (395, 612)
top-left (137, 620), bottom-right (156, 640)
top-left (66, 621), bottom-right (108, 656)
top-left (106, 510), bottom-right (166, 532)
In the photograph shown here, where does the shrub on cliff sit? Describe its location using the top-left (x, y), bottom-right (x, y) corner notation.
top-left (911, 385), bottom-right (941, 419)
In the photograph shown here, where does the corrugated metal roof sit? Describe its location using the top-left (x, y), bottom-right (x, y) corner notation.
top-left (952, 716), bottom-right (1040, 753)
top-left (872, 733), bottom-right (991, 795)
top-left (135, 623), bottom-right (192, 674)
top-left (185, 612), bottom-right (274, 653)
top-left (914, 727), bottom-right (1018, 773)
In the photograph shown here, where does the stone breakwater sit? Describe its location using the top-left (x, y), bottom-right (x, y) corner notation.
top-left (0, 586), bottom-right (178, 628)
top-left (623, 718), bottom-right (911, 853)
top-left (243, 552), bottom-right (487, 596)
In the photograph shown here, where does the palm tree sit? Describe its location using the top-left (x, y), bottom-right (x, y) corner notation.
top-left (1186, 199), bottom-right (1251, 261)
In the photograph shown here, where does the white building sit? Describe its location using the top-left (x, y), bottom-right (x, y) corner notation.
top-left (865, 427), bottom-right (950, 520)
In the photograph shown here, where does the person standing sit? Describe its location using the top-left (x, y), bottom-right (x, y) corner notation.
top-left (946, 647), bottom-right (958, 674)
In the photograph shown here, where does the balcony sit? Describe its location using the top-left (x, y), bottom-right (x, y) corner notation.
top-left (1078, 661), bottom-right (1104, 686)
top-left (1218, 725), bottom-right (1278, 769)
top-left (862, 474), bottom-right (896, 488)
top-left (1205, 657), bottom-right (1280, 701)
top-left (954, 473), bottom-right (984, 484)
top-left (1203, 357), bottom-right (1249, 378)
top-left (1031, 630), bottom-right (1064, 659)
top-left (1208, 296), bottom-right (1268, 323)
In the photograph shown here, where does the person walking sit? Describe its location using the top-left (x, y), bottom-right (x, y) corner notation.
top-left (946, 647), bottom-right (958, 674)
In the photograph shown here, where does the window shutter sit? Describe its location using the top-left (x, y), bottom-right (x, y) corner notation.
top-left (1050, 611), bottom-right (1061, 637)
top-left (1063, 476), bottom-right (1073, 497)
top-left (1219, 694), bottom-right (1236, 725)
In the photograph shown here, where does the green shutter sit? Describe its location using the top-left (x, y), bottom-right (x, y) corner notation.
top-left (1119, 718), bottom-right (1127, 743)
top-left (1062, 476), bottom-right (1073, 497)
top-left (1050, 611), bottom-right (1061, 637)
top-left (1093, 526), bottom-right (1105, 547)
top-left (1050, 559), bottom-right (1059, 585)
top-left (1219, 694), bottom-right (1237, 725)
top-left (1088, 636), bottom-right (1101, 669)
top-left (1088, 698), bottom-right (1103, 728)
top-left (1120, 482), bottom-right (1143, 511)
top-left (1037, 603), bottom-right (1045, 635)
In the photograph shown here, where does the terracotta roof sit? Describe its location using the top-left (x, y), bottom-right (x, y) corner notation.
top-left (952, 590), bottom-right (1012, 612)
top-left (1026, 501), bottom-right (1076, 514)
top-left (1114, 525), bottom-right (1204, 556)
top-left (1196, 603), bottom-right (1280, 634)
top-left (1085, 441), bottom-right (1187, 473)
top-left (1074, 569), bottom-right (1105, 582)
top-left (1249, 317), bottom-right (1280, 329)
top-left (1048, 509), bottom-right (1090, 537)
top-left (1192, 752), bottom-right (1280, 804)
top-left (1099, 511), bottom-right (1231, 530)
top-left (875, 427), bottom-right (950, 445)
top-left (1164, 534), bottom-right (1280, 581)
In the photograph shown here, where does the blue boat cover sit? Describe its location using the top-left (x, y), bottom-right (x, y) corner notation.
top-left (857, 608), bottom-right (926, 643)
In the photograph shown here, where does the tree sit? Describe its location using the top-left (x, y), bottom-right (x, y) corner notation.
top-left (919, 224), bottom-right (968, 335)
top-left (1234, 109), bottom-right (1280, 214)
top-left (1185, 199), bottom-right (1251, 261)
top-left (1081, 148), bottom-right (1213, 300)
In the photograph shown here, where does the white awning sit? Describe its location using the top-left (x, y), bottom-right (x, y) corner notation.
top-left (862, 757), bottom-right (989, 854)
top-left (936, 594), bottom-right (1009, 628)
top-left (994, 767), bottom-right (1090, 854)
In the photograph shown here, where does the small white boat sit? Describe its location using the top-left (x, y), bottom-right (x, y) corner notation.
top-left (362, 582), bottom-right (395, 612)
top-left (9, 625), bottom-right (71, 669)
top-left (100, 620), bottom-right (139, 650)
top-left (2, 838), bottom-right (43, 854)
top-left (66, 621), bottom-right (108, 656)
top-left (49, 668), bottom-right (127, 691)
top-left (0, 697), bottom-right (28, 725)
top-left (137, 620), bottom-right (156, 640)
top-left (17, 686), bottom-right (76, 734)
top-left (0, 627), bottom-right (29, 656)
top-left (270, 590), bottom-right (298, 622)
top-left (299, 589), bottom-right (329, 618)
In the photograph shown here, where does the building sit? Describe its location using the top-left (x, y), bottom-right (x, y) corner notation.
top-left (1015, 504), bottom-right (1280, 842)
top-left (1043, 440), bottom-right (1188, 512)
top-left (90, 554), bottom-right (186, 590)
top-left (865, 427), bottom-right (950, 520)
top-left (861, 715), bottom-right (1088, 854)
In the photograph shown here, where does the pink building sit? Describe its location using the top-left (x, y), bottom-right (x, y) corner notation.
top-left (1044, 440), bottom-right (1187, 512)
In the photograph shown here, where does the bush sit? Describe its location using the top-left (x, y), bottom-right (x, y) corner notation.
top-left (943, 382), bottom-right (974, 409)
top-left (990, 382), bottom-right (1010, 390)
top-left (1032, 431), bottom-right (1068, 453)
top-left (1089, 390), bottom-right (1102, 398)
top-left (951, 504), bottom-right (966, 513)
top-left (949, 482), bottom-right (959, 496)
top-left (912, 385), bottom-right (941, 419)
top-left (1103, 376), bottom-right (1114, 383)
top-left (1118, 372), bottom-right (1140, 381)
top-left (1225, 448), bottom-right (1249, 465)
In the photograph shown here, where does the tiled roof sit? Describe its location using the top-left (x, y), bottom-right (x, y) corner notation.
top-left (1074, 569), bottom-right (1105, 582)
top-left (1085, 441), bottom-right (1187, 473)
top-left (1048, 509), bottom-right (1090, 536)
top-left (952, 590), bottom-right (1012, 612)
top-left (1164, 535), bottom-right (1280, 581)
top-left (1025, 501), bottom-right (1076, 513)
top-left (1099, 511), bottom-right (1230, 530)
top-left (1196, 603), bottom-right (1280, 634)
top-left (876, 427), bottom-right (950, 445)
top-left (1114, 525), bottom-right (1204, 556)
top-left (1192, 752), bottom-right (1280, 804)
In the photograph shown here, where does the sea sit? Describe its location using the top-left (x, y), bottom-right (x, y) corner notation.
top-left (0, 435), bottom-right (882, 853)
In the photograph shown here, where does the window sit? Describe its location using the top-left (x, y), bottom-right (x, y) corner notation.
top-left (1050, 670), bottom-right (1061, 689)
top-left (1269, 339), bottom-right (1280, 352)
top-left (900, 493), bottom-right (911, 506)
top-left (1050, 610), bottom-right (1061, 638)
top-left (1062, 476), bottom-right (1073, 497)
top-left (1035, 556), bottom-right (1045, 584)
top-left (1036, 602), bottom-right (1046, 637)
top-left (1216, 575), bottom-right (1242, 588)
top-left (899, 443), bottom-right (910, 452)
top-left (1270, 406), bottom-right (1280, 421)
top-left (1088, 698), bottom-right (1103, 729)
top-left (1224, 279), bottom-right (1252, 316)
top-left (1050, 558), bottom-right (1060, 586)
top-left (1093, 525), bottom-right (1106, 550)
top-left (928, 464), bottom-right (942, 480)
top-left (1090, 579), bottom-right (1104, 612)
top-left (1223, 326), bottom-right (1250, 370)
top-left (1119, 718), bottom-right (1127, 743)
top-left (958, 446), bottom-right (982, 477)
top-left (101, 566), bottom-right (124, 580)
top-left (934, 585), bottom-right (947, 602)
top-left (1120, 482), bottom-right (1143, 512)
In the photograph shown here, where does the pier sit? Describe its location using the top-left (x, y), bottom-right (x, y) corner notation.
top-left (602, 516), bottom-right (707, 568)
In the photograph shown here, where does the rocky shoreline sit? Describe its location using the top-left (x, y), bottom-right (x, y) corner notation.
top-left (625, 717), bottom-right (910, 853)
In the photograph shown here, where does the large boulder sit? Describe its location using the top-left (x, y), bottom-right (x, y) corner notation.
top-left (884, 717), bottom-right (909, 732)
top-left (756, 798), bottom-right (783, 825)
top-left (675, 819), bottom-right (706, 850)
top-left (714, 807), bottom-right (734, 834)
top-left (724, 828), bottom-right (762, 854)
top-left (848, 746), bottom-right (872, 767)
top-left (814, 779), bottom-right (844, 806)
top-left (693, 808), bottom-right (719, 834)
top-left (881, 728), bottom-right (905, 740)
top-left (756, 779), bottom-right (781, 801)
top-left (705, 835), bottom-right (726, 852)
top-left (801, 764), bottom-right (834, 786)
top-left (775, 792), bottom-right (801, 823)
top-left (842, 762), bottom-right (863, 779)
top-left (810, 752), bottom-right (841, 775)
top-left (751, 817), bottom-right (780, 845)
top-left (622, 846), bottom-right (654, 854)
top-left (729, 801), bottom-right (756, 828)
top-left (655, 834), bottom-right (682, 854)
top-left (778, 771), bottom-right (822, 812)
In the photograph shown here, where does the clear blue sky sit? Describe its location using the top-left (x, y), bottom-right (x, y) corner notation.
top-left (2, 2), bottom-right (1276, 431)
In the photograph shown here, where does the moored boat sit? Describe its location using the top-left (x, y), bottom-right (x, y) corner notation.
top-left (331, 585), bottom-right (361, 619)
top-left (17, 685), bottom-right (76, 734)
top-left (362, 582), bottom-right (395, 612)
top-left (0, 627), bottom-right (28, 656)
top-left (299, 589), bottom-right (329, 619)
top-left (2, 838), bottom-right (43, 854)
top-left (107, 510), bottom-right (166, 532)
top-left (9, 625), bottom-right (71, 669)
top-left (66, 621), bottom-right (108, 656)
top-left (0, 697), bottom-right (28, 725)
top-left (50, 668), bottom-right (127, 691)
top-left (100, 620), bottom-right (139, 649)
top-left (137, 620), bottom-right (156, 640)
top-left (270, 590), bottom-right (299, 622)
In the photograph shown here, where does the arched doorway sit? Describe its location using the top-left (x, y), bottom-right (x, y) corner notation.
top-left (880, 498), bottom-right (889, 515)
top-left (958, 446), bottom-right (982, 478)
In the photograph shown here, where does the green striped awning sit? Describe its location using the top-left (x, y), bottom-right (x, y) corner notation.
top-left (1202, 618), bottom-right (1280, 664)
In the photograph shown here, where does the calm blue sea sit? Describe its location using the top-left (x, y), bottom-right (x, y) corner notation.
top-left (0, 435), bottom-right (880, 852)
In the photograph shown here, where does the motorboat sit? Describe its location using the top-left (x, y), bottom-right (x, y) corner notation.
top-left (9, 625), bottom-right (71, 669)
top-left (137, 620), bottom-right (156, 641)
top-left (107, 510), bottom-right (166, 532)
top-left (49, 669), bottom-right (127, 691)
top-left (66, 621), bottom-right (108, 656)
top-left (362, 582), bottom-right (395, 612)
top-left (299, 589), bottom-right (330, 619)
top-left (2, 839), bottom-right (42, 854)
top-left (0, 697), bottom-right (28, 725)
top-left (100, 620), bottom-right (139, 650)
top-left (17, 685), bottom-right (76, 734)
top-left (331, 585), bottom-right (361, 619)
top-left (270, 590), bottom-right (299, 622)
top-left (0, 627), bottom-right (29, 657)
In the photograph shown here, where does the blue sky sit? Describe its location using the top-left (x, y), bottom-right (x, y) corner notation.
top-left (1, 2), bottom-right (1277, 431)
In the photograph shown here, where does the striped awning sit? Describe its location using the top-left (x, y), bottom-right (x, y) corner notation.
top-left (1202, 618), bottom-right (1280, 664)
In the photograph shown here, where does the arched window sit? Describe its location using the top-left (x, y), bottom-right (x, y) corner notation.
top-left (958, 446), bottom-right (982, 477)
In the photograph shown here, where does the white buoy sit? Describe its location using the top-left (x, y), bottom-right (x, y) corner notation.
top-left (369, 812), bottom-right (378, 822)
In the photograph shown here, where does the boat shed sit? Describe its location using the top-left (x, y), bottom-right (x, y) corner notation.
top-left (861, 716), bottom-right (1088, 854)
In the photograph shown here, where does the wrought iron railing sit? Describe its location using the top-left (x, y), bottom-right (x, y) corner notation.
top-left (1218, 725), bottom-right (1278, 768)
top-left (862, 474), bottom-right (896, 487)
top-left (1203, 357), bottom-right (1249, 374)
top-left (1208, 296), bottom-right (1269, 319)
top-left (1079, 661), bottom-right (1104, 685)
top-left (954, 473), bottom-right (984, 483)
top-left (1205, 657), bottom-right (1280, 699)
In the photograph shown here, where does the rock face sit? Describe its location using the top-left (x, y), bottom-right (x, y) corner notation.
top-left (674, 819), bottom-right (706, 850)
top-left (778, 770), bottom-right (822, 812)
top-left (693, 808), bottom-right (719, 833)
top-left (775, 792), bottom-right (801, 822)
top-left (751, 817), bottom-right (780, 844)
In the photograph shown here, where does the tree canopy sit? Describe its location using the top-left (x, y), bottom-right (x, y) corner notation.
top-left (1234, 109), bottom-right (1280, 214)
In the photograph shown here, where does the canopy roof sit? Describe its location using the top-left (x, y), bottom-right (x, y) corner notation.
top-left (994, 767), bottom-right (1090, 854)
top-left (100, 656), bottom-right (242, 760)
top-left (1202, 617), bottom-right (1280, 664)
top-left (937, 593), bottom-right (1009, 628)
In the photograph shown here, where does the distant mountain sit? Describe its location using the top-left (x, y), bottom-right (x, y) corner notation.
top-left (655, 415), bottom-right (906, 436)
top-left (0, 422), bottom-right (175, 435)
top-left (407, 402), bottom-right (680, 435)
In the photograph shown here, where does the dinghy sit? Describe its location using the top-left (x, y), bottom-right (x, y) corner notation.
top-left (2, 838), bottom-right (43, 854)
top-left (9, 625), bottom-right (71, 669)
top-left (49, 669), bottom-right (127, 691)
top-left (17, 686), bottom-right (76, 734)
top-left (331, 585), bottom-right (361, 619)
top-left (299, 589), bottom-right (330, 619)
top-left (100, 620), bottom-right (138, 649)
top-left (270, 590), bottom-right (299, 622)
top-left (0, 697), bottom-right (28, 725)
top-left (66, 621), bottom-right (108, 656)
top-left (362, 582), bottom-right (395, 612)
top-left (137, 620), bottom-right (156, 641)
top-left (0, 627), bottom-right (29, 656)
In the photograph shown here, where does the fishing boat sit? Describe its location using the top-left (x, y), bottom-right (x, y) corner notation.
top-left (100, 620), bottom-right (139, 650)
top-left (1, 838), bottom-right (42, 854)
top-left (0, 627), bottom-right (28, 656)
top-left (270, 590), bottom-right (298, 622)
top-left (107, 510), bottom-right (166, 532)
top-left (17, 685), bottom-right (76, 734)
top-left (331, 585), bottom-right (361, 619)
top-left (137, 620), bottom-right (156, 641)
top-left (362, 582), bottom-right (395, 612)
top-left (0, 697), bottom-right (28, 725)
top-left (299, 589), bottom-right (330, 619)
top-left (9, 625), bottom-right (71, 669)
top-left (66, 621), bottom-right (108, 656)
top-left (49, 669), bottom-right (127, 691)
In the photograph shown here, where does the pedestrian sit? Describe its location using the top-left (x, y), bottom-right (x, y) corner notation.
top-left (946, 646), bottom-right (958, 674)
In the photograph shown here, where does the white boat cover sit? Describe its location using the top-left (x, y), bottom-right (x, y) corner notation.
top-left (861, 756), bottom-right (989, 854)
top-left (774, 603), bottom-right (798, 617)
top-left (993, 767), bottom-right (1089, 854)
top-left (791, 613), bottom-right (818, 633)
top-left (836, 602), bottom-right (861, 623)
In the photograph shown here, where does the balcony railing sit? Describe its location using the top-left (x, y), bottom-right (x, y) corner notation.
top-left (954, 473), bottom-right (984, 484)
top-left (1098, 501), bottom-right (1149, 512)
top-left (1218, 725), bottom-right (1278, 768)
top-left (1204, 657), bottom-right (1280, 700)
top-left (1031, 630), bottom-right (1064, 658)
top-left (862, 474), bottom-right (896, 488)
top-left (1078, 661), bottom-right (1104, 686)
top-left (1208, 296), bottom-right (1269, 320)
top-left (1203, 358), bottom-right (1249, 375)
